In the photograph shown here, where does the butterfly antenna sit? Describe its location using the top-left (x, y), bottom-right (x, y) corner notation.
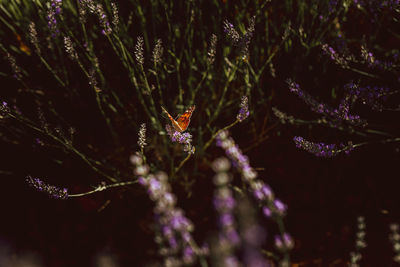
top-left (161, 106), bottom-right (168, 114)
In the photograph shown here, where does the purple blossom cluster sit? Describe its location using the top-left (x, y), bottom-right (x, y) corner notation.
top-left (237, 199), bottom-right (271, 267)
top-left (223, 20), bottom-right (240, 45)
top-left (323, 42), bottom-right (397, 71)
top-left (212, 157), bottom-right (240, 266)
top-left (237, 96), bottom-right (249, 122)
top-left (95, 3), bottom-right (112, 35)
top-left (79, 0), bottom-right (112, 35)
top-left (223, 16), bottom-right (255, 59)
top-left (216, 130), bottom-right (287, 219)
top-left (360, 46), bottom-right (396, 70)
top-left (165, 124), bottom-right (195, 154)
top-left (346, 83), bottom-right (390, 111)
top-left (293, 136), bottom-right (354, 158)
top-left (0, 101), bottom-right (10, 117)
top-left (274, 233), bottom-right (294, 252)
top-left (130, 154), bottom-right (207, 265)
top-left (287, 79), bottom-right (367, 127)
top-left (322, 44), bottom-right (352, 69)
top-left (328, 0), bottom-right (339, 13)
top-left (26, 175), bottom-right (68, 199)
top-left (46, 0), bottom-right (62, 37)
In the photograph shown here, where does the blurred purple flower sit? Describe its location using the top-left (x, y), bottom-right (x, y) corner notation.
top-left (131, 153), bottom-right (206, 265)
top-left (216, 131), bottom-right (287, 218)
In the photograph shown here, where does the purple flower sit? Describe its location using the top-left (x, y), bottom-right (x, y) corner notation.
top-left (212, 157), bottom-right (240, 263)
top-left (131, 155), bottom-right (202, 264)
top-left (165, 124), bottom-right (195, 154)
top-left (216, 130), bottom-right (288, 219)
top-left (237, 96), bottom-right (250, 122)
top-left (287, 79), bottom-right (367, 127)
top-left (262, 207), bottom-right (272, 217)
top-left (46, 0), bottom-right (63, 37)
top-left (274, 199), bottom-right (287, 215)
top-left (223, 16), bottom-right (256, 59)
top-left (293, 136), bottom-right (354, 158)
top-left (26, 175), bottom-right (68, 199)
top-left (183, 246), bottom-right (194, 263)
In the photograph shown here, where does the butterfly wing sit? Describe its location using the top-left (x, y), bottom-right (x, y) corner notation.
top-left (161, 106), bottom-right (184, 132)
top-left (176, 105), bottom-right (195, 132)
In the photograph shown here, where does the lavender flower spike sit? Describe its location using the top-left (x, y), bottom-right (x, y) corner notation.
top-left (131, 153), bottom-right (207, 265)
top-left (212, 157), bottom-right (240, 266)
top-left (216, 130), bottom-right (287, 218)
top-left (26, 175), bottom-right (68, 199)
top-left (46, 0), bottom-right (63, 37)
top-left (137, 123), bottom-right (147, 149)
top-left (165, 124), bottom-right (195, 154)
top-left (293, 136), bottom-right (354, 158)
top-left (237, 96), bottom-right (249, 122)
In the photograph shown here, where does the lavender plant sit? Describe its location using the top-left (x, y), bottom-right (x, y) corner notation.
top-left (0, 0), bottom-right (399, 265)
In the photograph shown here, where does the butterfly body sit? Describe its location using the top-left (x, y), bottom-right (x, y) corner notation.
top-left (162, 105), bottom-right (195, 132)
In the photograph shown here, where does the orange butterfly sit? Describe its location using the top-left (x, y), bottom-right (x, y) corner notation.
top-left (162, 105), bottom-right (195, 132)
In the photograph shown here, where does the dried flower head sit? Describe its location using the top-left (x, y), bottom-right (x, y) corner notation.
top-left (6, 53), bottom-right (22, 80)
top-left (111, 2), bottom-right (119, 30)
top-left (77, 0), bottom-right (87, 23)
top-left (152, 39), bottom-right (163, 65)
top-left (88, 68), bottom-right (100, 92)
top-left (135, 36), bottom-right (144, 65)
top-left (207, 34), bottom-right (217, 65)
top-left (28, 22), bottom-right (40, 55)
top-left (390, 223), bottom-right (400, 263)
top-left (64, 36), bottom-right (78, 60)
top-left (138, 123), bottom-right (147, 149)
top-left (349, 216), bottom-right (367, 266)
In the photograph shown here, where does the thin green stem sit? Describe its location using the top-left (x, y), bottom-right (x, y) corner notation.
top-left (69, 180), bottom-right (138, 198)
top-left (203, 119), bottom-right (239, 152)
top-left (175, 152), bottom-right (193, 174)
top-left (8, 112), bottom-right (117, 182)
